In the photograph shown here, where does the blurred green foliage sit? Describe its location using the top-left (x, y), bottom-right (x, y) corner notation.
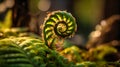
top-left (0, 10), bottom-right (12, 29)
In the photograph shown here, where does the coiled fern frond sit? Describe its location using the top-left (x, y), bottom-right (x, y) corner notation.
top-left (42, 11), bottom-right (77, 48)
top-left (0, 11), bottom-right (77, 67)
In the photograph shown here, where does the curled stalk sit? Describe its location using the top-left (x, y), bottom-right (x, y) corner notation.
top-left (42, 11), bottom-right (77, 48)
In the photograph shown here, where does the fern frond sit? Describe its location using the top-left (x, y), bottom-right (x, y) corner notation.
top-left (42, 11), bottom-right (77, 48)
top-left (0, 39), bottom-right (34, 67)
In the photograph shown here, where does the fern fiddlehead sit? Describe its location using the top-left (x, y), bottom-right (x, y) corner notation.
top-left (42, 11), bottom-right (77, 48)
top-left (0, 11), bottom-right (77, 67)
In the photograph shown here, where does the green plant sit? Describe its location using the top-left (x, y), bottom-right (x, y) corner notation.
top-left (60, 46), bottom-right (83, 63)
top-left (0, 10), bottom-right (12, 29)
top-left (42, 11), bottom-right (77, 49)
top-left (0, 11), bottom-right (77, 67)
